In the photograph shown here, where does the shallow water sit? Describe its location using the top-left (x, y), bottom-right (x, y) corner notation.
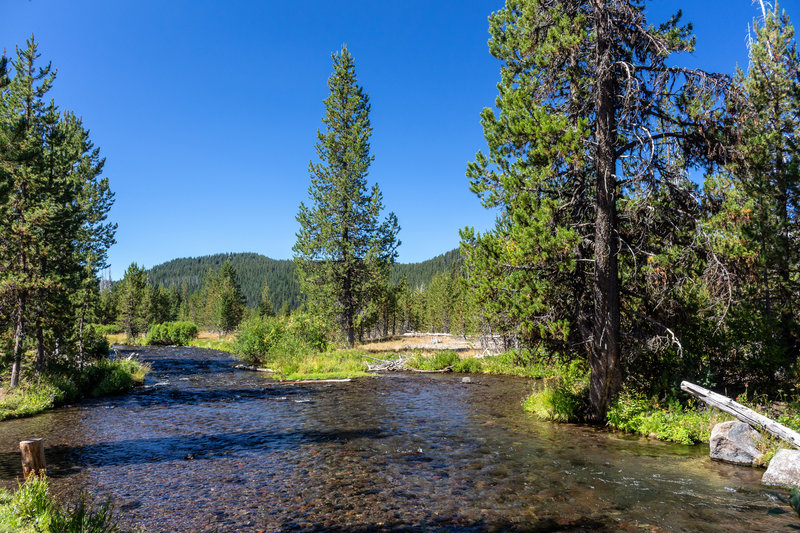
top-left (0, 347), bottom-right (796, 532)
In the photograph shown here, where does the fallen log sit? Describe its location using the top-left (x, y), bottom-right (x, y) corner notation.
top-left (407, 366), bottom-right (452, 373)
top-left (363, 354), bottom-right (409, 372)
top-left (681, 381), bottom-right (800, 449)
top-left (275, 378), bottom-right (352, 384)
top-left (234, 364), bottom-right (276, 373)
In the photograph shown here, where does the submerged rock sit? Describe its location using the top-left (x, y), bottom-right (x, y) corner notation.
top-left (709, 421), bottom-right (763, 466)
top-left (762, 449), bottom-right (800, 488)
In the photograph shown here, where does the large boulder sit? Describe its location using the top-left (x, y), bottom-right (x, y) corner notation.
top-left (762, 449), bottom-right (800, 488)
top-left (709, 421), bottom-right (763, 466)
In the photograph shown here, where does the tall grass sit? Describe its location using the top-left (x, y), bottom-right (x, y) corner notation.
top-left (0, 475), bottom-right (119, 533)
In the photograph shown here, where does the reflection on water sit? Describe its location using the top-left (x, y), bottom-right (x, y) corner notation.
top-left (0, 347), bottom-right (795, 532)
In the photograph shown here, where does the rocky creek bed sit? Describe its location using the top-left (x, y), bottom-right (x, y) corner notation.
top-left (0, 346), bottom-right (797, 532)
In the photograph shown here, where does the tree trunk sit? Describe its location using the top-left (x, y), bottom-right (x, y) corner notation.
top-left (34, 307), bottom-right (45, 373)
top-left (78, 297), bottom-right (88, 372)
top-left (10, 295), bottom-right (26, 389)
top-left (775, 143), bottom-right (794, 362)
top-left (589, 0), bottom-right (622, 422)
top-left (19, 439), bottom-right (47, 479)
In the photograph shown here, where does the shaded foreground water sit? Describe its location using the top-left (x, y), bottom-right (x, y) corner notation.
top-left (0, 347), bottom-right (797, 532)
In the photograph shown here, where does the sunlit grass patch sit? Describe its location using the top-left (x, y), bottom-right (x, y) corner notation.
top-left (523, 361), bottom-right (589, 423)
top-left (189, 337), bottom-right (236, 352)
top-left (0, 359), bottom-right (149, 421)
top-left (263, 349), bottom-right (374, 380)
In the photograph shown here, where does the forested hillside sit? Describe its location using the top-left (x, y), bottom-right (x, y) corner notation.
top-left (389, 249), bottom-right (462, 289)
top-left (147, 253), bottom-right (299, 310)
top-left (146, 249), bottom-right (461, 310)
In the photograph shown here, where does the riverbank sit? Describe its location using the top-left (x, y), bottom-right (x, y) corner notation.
top-left (519, 359), bottom-right (800, 463)
top-left (0, 358), bottom-right (149, 422)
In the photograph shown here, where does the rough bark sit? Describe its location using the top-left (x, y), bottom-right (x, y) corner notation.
top-left (19, 438), bottom-right (46, 479)
top-left (589, 0), bottom-right (622, 422)
top-left (10, 295), bottom-right (26, 388)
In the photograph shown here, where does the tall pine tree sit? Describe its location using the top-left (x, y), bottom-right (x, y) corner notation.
top-left (1, 37), bottom-right (115, 386)
top-left (293, 46), bottom-right (400, 347)
top-left (462, 1), bottom-right (727, 419)
top-left (715, 3), bottom-right (800, 379)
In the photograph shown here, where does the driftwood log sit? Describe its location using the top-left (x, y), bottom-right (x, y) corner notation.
top-left (681, 381), bottom-right (800, 449)
top-left (19, 439), bottom-right (46, 479)
top-left (276, 378), bottom-right (352, 384)
top-left (234, 364), bottom-right (276, 373)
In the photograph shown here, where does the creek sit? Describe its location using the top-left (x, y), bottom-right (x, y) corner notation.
top-left (0, 347), bottom-right (795, 531)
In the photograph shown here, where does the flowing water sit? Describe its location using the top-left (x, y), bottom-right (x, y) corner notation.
top-left (0, 347), bottom-right (797, 532)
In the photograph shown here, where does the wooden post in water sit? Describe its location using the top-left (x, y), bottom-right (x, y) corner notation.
top-left (19, 439), bottom-right (46, 479)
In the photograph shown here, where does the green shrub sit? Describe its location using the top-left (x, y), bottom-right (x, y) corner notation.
top-left (234, 315), bottom-right (285, 364)
top-left (1, 359), bottom-right (149, 421)
top-left (233, 312), bottom-right (329, 366)
top-left (523, 361), bottom-right (589, 422)
top-left (91, 323), bottom-right (122, 336)
top-left (82, 324), bottom-right (111, 360)
top-left (453, 357), bottom-right (483, 373)
top-left (145, 321), bottom-right (199, 346)
top-left (85, 359), bottom-right (148, 397)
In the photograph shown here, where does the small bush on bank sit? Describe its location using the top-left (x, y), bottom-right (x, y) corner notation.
top-left (523, 361), bottom-right (589, 422)
top-left (91, 323), bottom-right (121, 336)
top-left (233, 312), bottom-right (329, 366)
top-left (145, 321), bottom-right (199, 346)
top-left (234, 316), bottom-right (285, 364)
top-left (0, 475), bottom-right (119, 533)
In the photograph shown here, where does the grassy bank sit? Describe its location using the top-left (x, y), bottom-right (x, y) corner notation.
top-left (517, 359), bottom-right (800, 458)
top-left (0, 475), bottom-right (119, 533)
top-left (0, 359), bottom-right (149, 422)
top-left (402, 349), bottom-right (563, 378)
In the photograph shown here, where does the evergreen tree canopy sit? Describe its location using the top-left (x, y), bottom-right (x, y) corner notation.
top-left (117, 263), bottom-right (148, 339)
top-left (704, 3), bottom-right (800, 381)
top-left (462, 0), bottom-right (727, 419)
top-left (293, 46), bottom-right (400, 346)
top-left (0, 37), bottom-right (115, 386)
top-left (204, 260), bottom-right (247, 335)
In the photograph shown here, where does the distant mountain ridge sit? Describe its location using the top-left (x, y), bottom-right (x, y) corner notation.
top-left (146, 249), bottom-right (461, 310)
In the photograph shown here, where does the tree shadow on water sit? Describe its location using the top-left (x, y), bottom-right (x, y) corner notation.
top-left (0, 427), bottom-right (387, 478)
top-left (89, 382), bottom-right (322, 410)
top-left (270, 516), bottom-right (613, 532)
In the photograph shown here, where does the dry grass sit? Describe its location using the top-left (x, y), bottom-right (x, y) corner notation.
top-left (105, 332), bottom-right (128, 345)
top-left (358, 334), bottom-right (483, 358)
top-left (195, 330), bottom-right (236, 341)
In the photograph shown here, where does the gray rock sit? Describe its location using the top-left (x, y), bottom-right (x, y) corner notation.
top-left (762, 449), bottom-right (800, 488)
top-left (709, 421), bottom-right (763, 465)
top-left (461, 377), bottom-right (472, 384)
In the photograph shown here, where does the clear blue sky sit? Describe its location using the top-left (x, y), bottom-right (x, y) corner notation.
top-left (2, 0), bottom-right (796, 279)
